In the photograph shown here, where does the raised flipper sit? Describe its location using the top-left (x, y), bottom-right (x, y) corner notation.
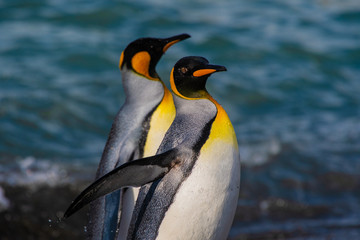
top-left (63, 149), bottom-right (180, 219)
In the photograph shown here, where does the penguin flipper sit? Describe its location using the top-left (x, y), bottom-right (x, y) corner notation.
top-left (63, 149), bottom-right (180, 219)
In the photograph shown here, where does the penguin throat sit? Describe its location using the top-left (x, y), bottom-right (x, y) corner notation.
top-left (179, 88), bottom-right (208, 99)
top-left (122, 70), bottom-right (164, 105)
top-left (175, 77), bottom-right (208, 99)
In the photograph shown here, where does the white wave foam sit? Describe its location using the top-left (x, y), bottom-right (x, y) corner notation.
top-left (0, 186), bottom-right (10, 212)
top-left (0, 156), bottom-right (70, 187)
top-left (239, 138), bottom-right (281, 166)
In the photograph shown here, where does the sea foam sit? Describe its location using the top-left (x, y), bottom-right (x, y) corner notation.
top-left (0, 157), bottom-right (71, 187)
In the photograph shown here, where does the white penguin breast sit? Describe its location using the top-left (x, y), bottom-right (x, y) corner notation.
top-left (157, 141), bottom-right (240, 240)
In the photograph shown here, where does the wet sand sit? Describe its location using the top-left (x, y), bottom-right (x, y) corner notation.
top-left (3, 182), bottom-right (357, 240)
top-left (0, 183), bottom-right (89, 240)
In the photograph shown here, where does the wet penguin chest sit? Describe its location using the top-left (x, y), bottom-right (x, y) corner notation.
top-left (156, 115), bottom-right (240, 239)
top-left (156, 141), bottom-right (240, 240)
top-left (119, 72), bottom-right (166, 157)
top-left (143, 88), bottom-right (175, 157)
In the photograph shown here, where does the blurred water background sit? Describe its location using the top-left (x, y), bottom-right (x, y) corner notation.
top-left (1, 0), bottom-right (360, 239)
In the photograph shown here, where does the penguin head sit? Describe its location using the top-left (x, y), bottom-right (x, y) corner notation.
top-left (119, 34), bottom-right (190, 80)
top-left (171, 56), bottom-right (227, 99)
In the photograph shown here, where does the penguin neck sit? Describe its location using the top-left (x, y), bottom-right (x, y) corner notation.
top-left (155, 94), bottom-right (217, 153)
top-left (173, 92), bottom-right (216, 114)
top-left (121, 68), bottom-right (165, 106)
top-left (173, 94), bottom-right (217, 129)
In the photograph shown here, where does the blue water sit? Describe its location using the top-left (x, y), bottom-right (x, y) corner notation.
top-left (1, 0), bottom-right (360, 239)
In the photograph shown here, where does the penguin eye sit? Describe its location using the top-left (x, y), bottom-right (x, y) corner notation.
top-left (180, 67), bottom-right (188, 74)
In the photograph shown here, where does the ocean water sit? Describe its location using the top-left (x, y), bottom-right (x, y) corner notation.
top-left (1, 0), bottom-right (360, 239)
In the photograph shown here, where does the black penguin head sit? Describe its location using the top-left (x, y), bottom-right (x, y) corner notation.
top-left (119, 33), bottom-right (190, 80)
top-left (171, 56), bottom-right (227, 99)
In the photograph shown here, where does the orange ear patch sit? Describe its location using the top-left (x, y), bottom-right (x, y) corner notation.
top-left (131, 51), bottom-right (158, 80)
top-left (119, 51), bottom-right (124, 69)
top-left (193, 69), bottom-right (217, 77)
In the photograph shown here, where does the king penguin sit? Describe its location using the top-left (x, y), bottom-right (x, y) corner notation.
top-left (89, 34), bottom-right (190, 240)
top-left (64, 56), bottom-right (240, 240)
